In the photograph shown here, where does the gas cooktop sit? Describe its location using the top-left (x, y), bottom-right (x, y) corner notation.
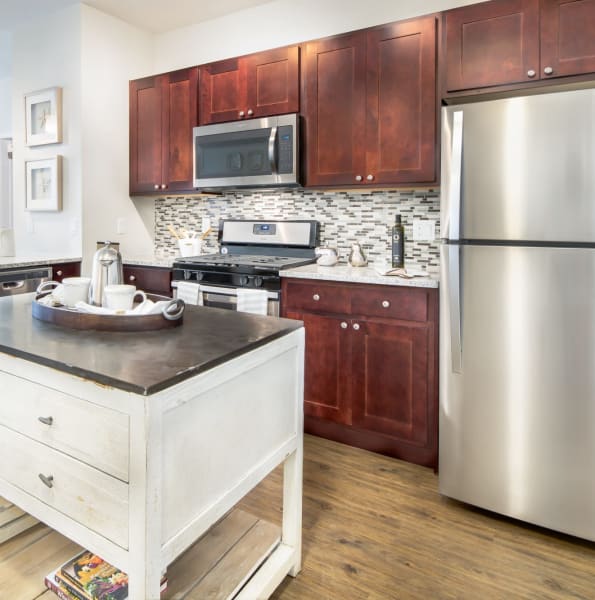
top-left (174, 253), bottom-right (315, 270)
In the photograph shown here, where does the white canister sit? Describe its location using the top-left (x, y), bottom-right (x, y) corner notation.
top-left (178, 238), bottom-right (201, 257)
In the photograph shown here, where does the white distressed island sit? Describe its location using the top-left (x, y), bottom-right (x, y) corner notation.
top-left (0, 294), bottom-right (304, 599)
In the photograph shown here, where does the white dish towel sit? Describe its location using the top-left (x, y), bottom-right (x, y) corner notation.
top-left (175, 281), bottom-right (203, 305)
top-left (236, 288), bottom-right (268, 315)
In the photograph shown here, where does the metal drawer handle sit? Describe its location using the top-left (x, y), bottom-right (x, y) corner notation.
top-left (129, 275), bottom-right (136, 282)
top-left (313, 294), bottom-right (320, 301)
top-left (38, 416), bottom-right (53, 426)
top-left (382, 300), bottom-right (390, 308)
top-left (56, 270), bottom-right (63, 277)
top-left (38, 473), bottom-right (54, 488)
top-left (340, 321), bottom-right (348, 329)
top-left (353, 323), bottom-right (360, 331)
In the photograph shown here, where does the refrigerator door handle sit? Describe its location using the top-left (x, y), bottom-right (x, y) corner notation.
top-left (448, 245), bottom-right (463, 373)
top-left (448, 111), bottom-right (463, 241)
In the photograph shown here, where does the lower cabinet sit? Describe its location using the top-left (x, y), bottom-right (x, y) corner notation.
top-left (282, 278), bottom-right (438, 468)
top-left (123, 265), bottom-right (173, 297)
top-left (51, 262), bottom-right (81, 282)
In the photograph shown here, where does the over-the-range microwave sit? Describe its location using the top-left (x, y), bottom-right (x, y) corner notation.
top-left (193, 114), bottom-right (300, 190)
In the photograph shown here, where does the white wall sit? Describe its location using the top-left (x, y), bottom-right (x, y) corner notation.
top-left (11, 4), bottom-right (83, 258)
top-left (0, 77), bottom-right (11, 137)
top-left (154, 0), bottom-right (481, 73)
top-left (80, 5), bottom-right (153, 273)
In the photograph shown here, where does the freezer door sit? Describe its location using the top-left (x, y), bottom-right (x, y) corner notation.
top-left (439, 243), bottom-right (595, 540)
top-left (441, 88), bottom-right (595, 242)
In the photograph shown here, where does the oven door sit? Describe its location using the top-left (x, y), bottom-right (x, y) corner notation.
top-left (175, 282), bottom-right (280, 317)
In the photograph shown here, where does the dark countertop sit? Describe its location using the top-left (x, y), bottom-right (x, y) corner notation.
top-left (0, 294), bottom-right (302, 396)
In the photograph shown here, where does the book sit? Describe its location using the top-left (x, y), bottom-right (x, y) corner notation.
top-left (44, 568), bottom-right (81, 600)
top-left (55, 550), bottom-right (167, 600)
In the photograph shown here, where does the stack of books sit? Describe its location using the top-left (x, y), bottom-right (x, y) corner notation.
top-left (44, 550), bottom-right (167, 600)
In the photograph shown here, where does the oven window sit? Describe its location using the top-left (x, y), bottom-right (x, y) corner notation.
top-left (196, 129), bottom-right (273, 178)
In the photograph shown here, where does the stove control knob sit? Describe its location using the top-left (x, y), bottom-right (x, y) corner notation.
top-left (183, 270), bottom-right (191, 280)
top-left (196, 272), bottom-right (204, 282)
top-left (254, 276), bottom-right (263, 288)
top-left (240, 276), bottom-right (249, 286)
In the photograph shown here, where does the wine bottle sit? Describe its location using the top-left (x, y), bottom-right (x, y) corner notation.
top-left (391, 215), bottom-right (405, 268)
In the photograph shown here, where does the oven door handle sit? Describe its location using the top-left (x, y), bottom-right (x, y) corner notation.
top-left (268, 126), bottom-right (278, 172)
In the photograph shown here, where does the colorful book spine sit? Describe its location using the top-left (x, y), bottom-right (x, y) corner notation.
top-left (44, 569), bottom-right (82, 600)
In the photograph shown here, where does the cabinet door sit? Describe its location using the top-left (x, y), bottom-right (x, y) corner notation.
top-left (199, 58), bottom-right (246, 124)
top-left (540, 0), bottom-right (595, 78)
top-left (351, 320), bottom-right (434, 447)
top-left (443, 0), bottom-right (540, 92)
top-left (129, 75), bottom-right (164, 194)
top-left (245, 46), bottom-right (299, 119)
top-left (285, 309), bottom-right (352, 425)
top-left (162, 68), bottom-right (198, 193)
top-left (52, 262), bottom-right (80, 282)
top-left (366, 16), bottom-right (437, 184)
top-left (123, 266), bottom-right (172, 297)
top-left (302, 31), bottom-right (367, 186)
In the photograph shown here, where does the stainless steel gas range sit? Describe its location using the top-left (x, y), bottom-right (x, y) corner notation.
top-left (172, 219), bottom-right (320, 315)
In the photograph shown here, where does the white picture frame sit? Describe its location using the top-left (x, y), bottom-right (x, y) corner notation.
top-left (25, 87), bottom-right (62, 146)
top-left (25, 156), bottom-right (62, 212)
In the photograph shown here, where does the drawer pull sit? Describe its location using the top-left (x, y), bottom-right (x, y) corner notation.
top-left (38, 473), bottom-right (54, 488)
top-left (129, 275), bottom-right (136, 282)
top-left (340, 321), bottom-right (348, 329)
top-left (353, 323), bottom-right (360, 331)
top-left (38, 416), bottom-right (53, 426)
top-left (312, 294), bottom-right (320, 301)
top-left (382, 300), bottom-right (390, 308)
top-left (56, 270), bottom-right (63, 277)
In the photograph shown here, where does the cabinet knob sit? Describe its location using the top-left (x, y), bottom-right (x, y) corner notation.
top-left (312, 293), bottom-right (320, 301)
top-left (355, 175), bottom-right (363, 182)
top-left (154, 184), bottom-right (160, 190)
top-left (366, 174), bottom-right (374, 181)
top-left (129, 275), bottom-right (136, 282)
top-left (56, 270), bottom-right (63, 277)
top-left (247, 109), bottom-right (254, 116)
top-left (340, 321), bottom-right (348, 329)
top-left (352, 323), bottom-right (360, 331)
top-left (527, 69), bottom-right (536, 78)
top-left (239, 110), bottom-right (245, 117)
top-left (38, 416), bottom-right (53, 426)
top-left (161, 184), bottom-right (167, 189)
top-left (38, 473), bottom-right (54, 488)
top-left (544, 66), bottom-right (553, 75)
top-left (382, 300), bottom-right (390, 308)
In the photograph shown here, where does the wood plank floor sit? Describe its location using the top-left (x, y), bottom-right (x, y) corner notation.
top-left (3, 434), bottom-right (595, 599)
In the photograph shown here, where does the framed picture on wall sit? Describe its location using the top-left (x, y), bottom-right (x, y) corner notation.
top-left (25, 156), bottom-right (62, 211)
top-left (25, 87), bottom-right (62, 146)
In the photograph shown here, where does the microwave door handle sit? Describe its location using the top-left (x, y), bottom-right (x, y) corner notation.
top-left (268, 126), bottom-right (278, 172)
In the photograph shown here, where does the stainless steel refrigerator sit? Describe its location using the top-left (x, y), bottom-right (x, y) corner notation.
top-left (440, 88), bottom-right (595, 541)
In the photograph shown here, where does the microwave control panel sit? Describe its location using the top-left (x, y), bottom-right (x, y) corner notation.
top-left (277, 125), bottom-right (294, 174)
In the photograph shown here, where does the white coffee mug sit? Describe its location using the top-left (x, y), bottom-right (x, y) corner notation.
top-left (62, 277), bottom-right (91, 308)
top-left (103, 284), bottom-right (147, 311)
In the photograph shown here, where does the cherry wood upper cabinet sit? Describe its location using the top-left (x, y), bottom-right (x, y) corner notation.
top-left (303, 16), bottom-right (437, 188)
top-left (199, 46), bottom-right (300, 125)
top-left (540, 0), bottom-right (595, 78)
top-left (443, 0), bottom-right (595, 94)
top-left (129, 67), bottom-right (197, 195)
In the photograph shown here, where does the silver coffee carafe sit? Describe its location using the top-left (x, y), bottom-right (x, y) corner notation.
top-left (88, 241), bottom-right (123, 306)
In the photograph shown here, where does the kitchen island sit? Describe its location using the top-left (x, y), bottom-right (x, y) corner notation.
top-left (0, 294), bottom-right (304, 599)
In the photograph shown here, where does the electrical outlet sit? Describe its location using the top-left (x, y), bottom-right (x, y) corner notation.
top-left (116, 217), bottom-right (127, 235)
top-left (412, 219), bottom-right (435, 241)
top-left (201, 216), bottom-right (211, 233)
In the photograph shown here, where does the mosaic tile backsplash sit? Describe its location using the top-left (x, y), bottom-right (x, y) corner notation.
top-left (154, 189), bottom-right (441, 273)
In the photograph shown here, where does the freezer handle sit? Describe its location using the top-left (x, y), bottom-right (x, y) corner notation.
top-left (448, 110), bottom-right (463, 241)
top-left (447, 245), bottom-right (463, 373)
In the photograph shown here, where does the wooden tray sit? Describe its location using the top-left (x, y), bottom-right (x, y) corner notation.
top-left (32, 293), bottom-right (184, 331)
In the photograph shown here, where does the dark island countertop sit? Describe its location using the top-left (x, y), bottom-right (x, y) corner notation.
top-left (0, 294), bottom-right (302, 395)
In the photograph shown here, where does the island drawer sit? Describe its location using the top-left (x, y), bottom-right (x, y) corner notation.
top-left (282, 280), bottom-right (350, 314)
top-left (350, 286), bottom-right (429, 322)
top-left (0, 424), bottom-right (128, 548)
top-left (0, 372), bottom-right (129, 482)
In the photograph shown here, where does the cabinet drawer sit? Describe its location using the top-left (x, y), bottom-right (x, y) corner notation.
top-left (0, 425), bottom-right (128, 548)
top-left (0, 372), bottom-right (129, 481)
top-left (351, 286), bottom-right (429, 322)
top-left (283, 280), bottom-right (350, 314)
top-left (123, 265), bottom-right (172, 297)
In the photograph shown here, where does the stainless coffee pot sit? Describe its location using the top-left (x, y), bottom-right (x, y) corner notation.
top-left (88, 241), bottom-right (123, 306)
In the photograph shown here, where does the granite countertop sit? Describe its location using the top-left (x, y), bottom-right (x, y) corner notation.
top-left (0, 257), bottom-right (82, 270)
top-left (281, 263), bottom-right (439, 288)
top-left (0, 294), bottom-right (301, 396)
top-left (123, 255), bottom-right (177, 268)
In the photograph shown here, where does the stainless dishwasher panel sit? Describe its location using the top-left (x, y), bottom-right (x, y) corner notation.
top-left (0, 267), bottom-right (52, 296)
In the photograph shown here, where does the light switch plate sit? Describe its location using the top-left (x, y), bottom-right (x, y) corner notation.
top-left (116, 218), bottom-right (127, 234)
top-left (412, 219), bottom-right (435, 241)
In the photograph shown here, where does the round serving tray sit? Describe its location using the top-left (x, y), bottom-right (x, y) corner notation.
top-left (32, 293), bottom-right (184, 331)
